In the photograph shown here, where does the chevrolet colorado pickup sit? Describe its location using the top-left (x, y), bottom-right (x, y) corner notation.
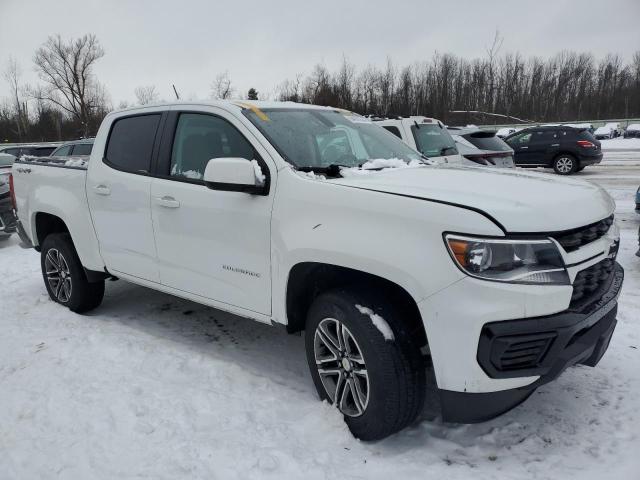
top-left (11, 101), bottom-right (623, 441)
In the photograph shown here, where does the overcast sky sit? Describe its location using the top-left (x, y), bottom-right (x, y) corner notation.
top-left (1, 0), bottom-right (639, 105)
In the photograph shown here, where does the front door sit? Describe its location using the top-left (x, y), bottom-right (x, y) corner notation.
top-left (150, 110), bottom-right (273, 315)
top-left (87, 113), bottom-right (163, 282)
top-left (508, 131), bottom-right (535, 165)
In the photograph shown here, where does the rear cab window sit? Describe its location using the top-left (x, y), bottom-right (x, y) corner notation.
top-left (72, 143), bottom-right (93, 156)
top-left (105, 114), bottom-right (161, 173)
top-left (53, 145), bottom-right (72, 156)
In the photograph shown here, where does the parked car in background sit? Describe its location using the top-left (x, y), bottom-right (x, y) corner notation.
top-left (50, 138), bottom-right (94, 158)
top-left (505, 126), bottom-right (603, 175)
top-left (370, 116), bottom-right (463, 164)
top-left (594, 126), bottom-right (614, 140)
top-left (11, 100), bottom-right (623, 440)
top-left (636, 185), bottom-right (640, 212)
top-left (496, 127), bottom-right (518, 138)
top-left (594, 123), bottom-right (622, 140)
top-left (448, 127), bottom-right (514, 168)
top-left (563, 123), bottom-right (595, 134)
top-left (0, 144), bottom-right (60, 158)
top-left (624, 124), bottom-right (640, 139)
top-left (0, 155), bottom-right (17, 240)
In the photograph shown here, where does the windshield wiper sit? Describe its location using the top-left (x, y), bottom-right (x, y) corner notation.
top-left (440, 146), bottom-right (457, 155)
top-left (296, 164), bottom-right (347, 177)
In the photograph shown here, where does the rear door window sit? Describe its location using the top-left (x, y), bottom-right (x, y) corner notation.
top-left (105, 114), bottom-right (161, 173)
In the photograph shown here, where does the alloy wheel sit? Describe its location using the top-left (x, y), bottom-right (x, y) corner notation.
top-left (314, 318), bottom-right (370, 417)
top-left (44, 248), bottom-right (72, 303)
top-left (556, 157), bottom-right (573, 173)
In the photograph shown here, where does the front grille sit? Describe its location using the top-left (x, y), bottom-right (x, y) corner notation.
top-left (552, 215), bottom-right (614, 252)
top-left (490, 332), bottom-right (556, 371)
top-left (571, 258), bottom-right (615, 306)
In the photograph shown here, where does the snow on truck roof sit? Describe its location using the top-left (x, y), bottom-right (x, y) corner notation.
top-left (111, 100), bottom-right (346, 117)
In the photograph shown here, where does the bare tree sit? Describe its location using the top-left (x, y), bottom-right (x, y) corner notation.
top-left (32, 34), bottom-right (106, 136)
top-left (3, 57), bottom-right (29, 140)
top-left (211, 71), bottom-right (234, 99)
top-left (134, 85), bottom-right (159, 105)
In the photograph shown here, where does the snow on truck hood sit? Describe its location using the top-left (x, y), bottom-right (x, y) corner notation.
top-left (325, 165), bottom-right (615, 233)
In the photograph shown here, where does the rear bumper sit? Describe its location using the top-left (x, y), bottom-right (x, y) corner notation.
top-left (441, 262), bottom-right (623, 423)
top-left (577, 151), bottom-right (603, 166)
top-left (16, 220), bottom-right (33, 247)
top-left (0, 193), bottom-right (17, 233)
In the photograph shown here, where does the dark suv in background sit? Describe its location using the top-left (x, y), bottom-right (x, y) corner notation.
top-left (504, 126), bottom-right (603, 175)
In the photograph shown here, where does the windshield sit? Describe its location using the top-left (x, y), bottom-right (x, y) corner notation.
top-left (243, 108), bottom-right (422, 169)
top-left (410, 124), bottom-right (458, 156)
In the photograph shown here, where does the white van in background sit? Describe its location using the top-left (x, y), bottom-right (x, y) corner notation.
top-left (370, 116), bottom-right (464, 164)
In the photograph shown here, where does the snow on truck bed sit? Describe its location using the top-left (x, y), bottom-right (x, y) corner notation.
top-left (1, 167), bottom-right (639, 479)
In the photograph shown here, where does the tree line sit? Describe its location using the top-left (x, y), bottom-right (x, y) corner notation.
top-left (2, 33), bottom-right (639, 143)
top-left (277, 50), bottom-right (640, 125)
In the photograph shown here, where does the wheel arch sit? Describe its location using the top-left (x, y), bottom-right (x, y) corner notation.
top-left (33, 211), bottom-right (70, 251)
top-left (285, 262), bottom-right (427, 347)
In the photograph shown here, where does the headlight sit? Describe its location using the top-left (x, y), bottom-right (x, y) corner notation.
top-left (445, 234), bottom-right (569, 285)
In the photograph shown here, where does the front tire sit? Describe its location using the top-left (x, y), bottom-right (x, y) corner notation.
top-left (305, 288), bottom-right (426, 441)
top-left (553, 154), bottom-right (577, 175)
top-left (40, 233), bottom-right (105, 313)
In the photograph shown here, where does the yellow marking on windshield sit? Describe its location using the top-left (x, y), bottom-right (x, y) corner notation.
top-left (235, 102), bottom-right (270, 121)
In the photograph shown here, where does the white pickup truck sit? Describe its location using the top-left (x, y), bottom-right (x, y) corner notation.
top-left (11, 101), bottom-right (624, 441)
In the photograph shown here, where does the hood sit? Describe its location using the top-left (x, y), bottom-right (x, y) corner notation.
top-left (325, 165), bottom-right (615, 233)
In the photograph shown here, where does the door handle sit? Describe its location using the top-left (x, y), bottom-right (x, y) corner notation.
top-left (551, 144), bottom-right (560, 147)
top-left (155, 196), bottom-right (180, 208)
top-left (520, 146), bottom-right (528, 149)
top-left (93, 184), bottom-right (111, 196)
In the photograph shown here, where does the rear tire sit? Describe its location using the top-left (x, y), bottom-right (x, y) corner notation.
top-left (305, 288), bottom-right (426, 441)
top-left (553, 154), bottom-right (577, 175)
top-left (40, 233), bottom-right (104, 313)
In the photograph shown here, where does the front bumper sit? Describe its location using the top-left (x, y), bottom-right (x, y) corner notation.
top-left (441, 262), bottom-right (623, 423)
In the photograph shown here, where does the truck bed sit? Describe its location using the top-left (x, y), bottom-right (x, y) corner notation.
top-left (11, 157), bottom-right (104, 271)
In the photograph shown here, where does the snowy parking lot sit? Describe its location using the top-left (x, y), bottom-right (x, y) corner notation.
top-left (1, 159), bottom-right (639, 479)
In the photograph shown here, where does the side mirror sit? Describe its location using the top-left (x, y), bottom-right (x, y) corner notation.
top-left (203, 158), bottom-right (267, 195)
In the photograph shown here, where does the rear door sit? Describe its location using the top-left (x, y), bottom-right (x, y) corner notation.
top-left (149, 108), bottom-right (274, 315)
top-left (87, 112), bottom-right (164, 282)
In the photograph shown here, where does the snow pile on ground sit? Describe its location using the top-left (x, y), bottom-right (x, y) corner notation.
top-left (1, 167), bottom-right (640, 479)
top-left (600, 138), bottom-right (640, 150)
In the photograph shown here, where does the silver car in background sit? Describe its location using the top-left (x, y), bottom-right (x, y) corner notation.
top-left (447, 127), bottom-right (515, 168)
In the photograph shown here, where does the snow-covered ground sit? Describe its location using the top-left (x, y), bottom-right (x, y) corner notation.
top-left (600, 137), bottom-right (640, 151)
top-left (1, 166), bottom-right (639, 479)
